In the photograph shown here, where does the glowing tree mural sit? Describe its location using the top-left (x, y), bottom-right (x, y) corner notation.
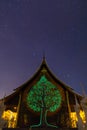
top-left (26, 75), bottom-right (62, 128)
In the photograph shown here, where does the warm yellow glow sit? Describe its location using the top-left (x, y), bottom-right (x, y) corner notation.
top-left (2, 110), bottom-right (17, 128)
top-left (70, 112), bottom-right (77, 128)
top-left (80, 110), bottom-right (86, 123)
top-left (2, 109), bottom-right (86, 128)
top-left (70, 110), bottom-right (86, 128)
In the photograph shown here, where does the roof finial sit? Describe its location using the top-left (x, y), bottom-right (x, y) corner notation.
top-left (43, 51), bottom-right (46, 61)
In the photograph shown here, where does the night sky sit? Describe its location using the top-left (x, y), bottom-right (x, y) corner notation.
top-left (0, 0), bottom-right (87, 98)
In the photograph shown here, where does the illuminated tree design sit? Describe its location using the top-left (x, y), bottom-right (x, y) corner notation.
top-left (26, 75), bottom-right (62, 128)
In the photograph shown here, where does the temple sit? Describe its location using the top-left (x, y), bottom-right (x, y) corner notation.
top-left (0, 58), bottom-right (86, 129)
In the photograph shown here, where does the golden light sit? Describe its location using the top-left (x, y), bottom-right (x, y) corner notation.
top-left (70, 112), bottom-right (77, 128)
top-left (2, 110), bottom-right (17, 128)
top-left (80, 110), bottom-right (86, 123)
top-left (70, 110), bottom-right (86, 128)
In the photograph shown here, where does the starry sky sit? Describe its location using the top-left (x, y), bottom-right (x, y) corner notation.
top-left (0, 0), bottom-right (87, 98)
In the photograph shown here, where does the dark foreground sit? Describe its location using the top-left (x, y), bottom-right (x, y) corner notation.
top-left (3, 128), bottom-right (78, 130)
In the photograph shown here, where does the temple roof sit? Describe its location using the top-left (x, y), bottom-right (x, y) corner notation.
top-left (14, 57), bottom-right (73, 92)
top-left (2, 57), bottom-right (82, 102)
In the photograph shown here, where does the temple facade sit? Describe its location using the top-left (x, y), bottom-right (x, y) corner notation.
top-left (0, 58), bottom-right (86, 129)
